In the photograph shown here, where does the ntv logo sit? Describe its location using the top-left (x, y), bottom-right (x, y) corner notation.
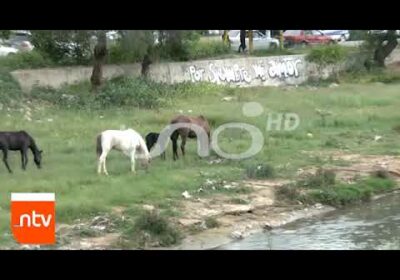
top-left (144, 102), bottom-right (300, 160)
top-left (11, 193), bottom-right (56, 245)
top-left (14, 210), bottom-right (52, 228)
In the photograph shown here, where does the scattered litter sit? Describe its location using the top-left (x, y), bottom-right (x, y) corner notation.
top-left (182, 191), bottom-right (191, 199)
top-left (221, 96), bottom-right (236, 102)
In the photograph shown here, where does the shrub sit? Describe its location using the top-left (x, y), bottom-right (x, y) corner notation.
top-left (297, 168), bottom-right (336, 188)
top-left (245, 163), bottom-right (275, 179)
top-left (306, 44), bottom-right (347, 81)
top-left (128, 211), bottom-right (181, 247)
top-left (0, 51), bottom-right (53, 70)
top-left (0, 70), bottom-right (23, 104)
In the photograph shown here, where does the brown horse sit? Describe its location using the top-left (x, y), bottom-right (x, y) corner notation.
top-left (170, 115), bottom-right (211, 160)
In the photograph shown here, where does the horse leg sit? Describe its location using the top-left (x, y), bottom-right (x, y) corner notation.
top-left (20, 149), bottom-right (27, 170)
top-left (24, 149), bottom-right (28, 169)
top-left (171, 131), bottom-right (179, 161)
top-left (2, 148), bottom-right (12, 173)
top-left (130, 151), bottom-right (136, 173)
top-left (181, 134), bottom-right (187, 157)
top-left (99, 150), bottom-right (109, 175)
top-left (97, 157), bottom-right (102, 174)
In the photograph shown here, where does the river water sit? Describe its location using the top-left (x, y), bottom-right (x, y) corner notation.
top-left (218, 193), bottom-right (400, 250)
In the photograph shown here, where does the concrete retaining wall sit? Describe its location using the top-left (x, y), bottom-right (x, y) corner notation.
top-left (11, 54), bottom-right (326, 93)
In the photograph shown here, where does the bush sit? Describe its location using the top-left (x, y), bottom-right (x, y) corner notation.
top-left (0, 69), bottom-right (23, 104)
top-left (96, 77), bottom-right (165, 109)
top-left (130, 211), bottom-right (181, 247)
top-left (300, 177), bottom-right (396, 207)
top-left (307, 45), bottom-right (347, 81)
top-left (0, 51), bottom-right (53, 70)
top-left (186, 41), bottom-right (230, 60)
top-left (30, 77), bottom-right (223, 110)
top-left (108, 44), bottom-right (142, 64)
top-left (349, 30), bottom-right (369, 41)
top-left (245, 163), bottom-right (275, 179)
top-left (307, 44), bottom-right (347, 66)
top-left (30, 30), bottom-right (94, 66)
top-left (297, 168), bottom-right (336, 188)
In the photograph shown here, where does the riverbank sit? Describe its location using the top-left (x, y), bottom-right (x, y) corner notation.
top-left (167, 152), bottom-right (400, 250)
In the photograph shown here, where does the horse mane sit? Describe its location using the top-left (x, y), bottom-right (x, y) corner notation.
top-left (23, 131), bottom-right (40, 153)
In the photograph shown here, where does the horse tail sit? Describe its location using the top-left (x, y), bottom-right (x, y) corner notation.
top-left (96, 134), bottom-right (102, 158)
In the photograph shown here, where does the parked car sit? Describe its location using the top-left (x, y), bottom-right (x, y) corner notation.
top-left (320, 30), bottom-right (350, 42)
top-left (283, 30), bottom-right (335, 47)
top-left (0, 44), bottom-right (19, 56)
top-left (368, 30), bottom-right (400, 37)
top-left (7, 30), bottom-right (34, 52)
top-left (228, 30), bottom-right (280, 51)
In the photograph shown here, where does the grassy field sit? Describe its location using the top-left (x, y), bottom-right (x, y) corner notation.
top-left (1, 79), bottom-right (400, 247)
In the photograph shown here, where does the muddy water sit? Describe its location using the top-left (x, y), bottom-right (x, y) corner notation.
top-left (218, 193), bottom-right (400, 250)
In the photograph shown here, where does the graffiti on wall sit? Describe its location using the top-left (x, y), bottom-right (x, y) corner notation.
top-left (188, 58), bottom-right (303, 84)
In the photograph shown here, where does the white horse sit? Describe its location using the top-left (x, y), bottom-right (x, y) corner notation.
top-left (96, 129), bottom-right (151, 175)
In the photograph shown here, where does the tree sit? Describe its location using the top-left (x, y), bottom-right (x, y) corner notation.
top-left (248, 30), bottom-right (254, 53)
top-left (0, 30), bottom-right (11, 40)
top-left (365, 30), bottom-right (398, 67)
top-left (30, 30), bottom-right (94, 65)
top-left (118, 30), bottom-right (155, 77)
top-left (90, 31), bottom-right (108, 93)
top-left (373, 30), bottom-right (398, 67)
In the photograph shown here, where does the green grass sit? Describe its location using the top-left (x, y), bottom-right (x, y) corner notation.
top-left (2, 76), bottom-right (400, 247)
top-left (301, 177), bottom-right (396, 207)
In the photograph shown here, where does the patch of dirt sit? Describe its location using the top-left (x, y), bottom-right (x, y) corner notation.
top-left (301, 151), bottom-right (400, 183)
top-left (172, 151), bottom-right (400, 249)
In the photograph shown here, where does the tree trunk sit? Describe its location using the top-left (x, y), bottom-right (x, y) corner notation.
top-left (373, 30), bottom-right (398, 67)
top-left (90, 31), bottom-right (107, 93)
top-left (141, 52), bottom-right (152, 78)
top-left (249, 30), bottom-right (253, 54)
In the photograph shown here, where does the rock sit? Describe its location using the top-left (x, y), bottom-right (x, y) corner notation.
top-left (179, 218), bottom-right (202, 227)
top-left (205, 179), bottom-right (215, 186)
top-left (329, 83), bottom-right (339, 88)
top-left (197, 187), bottom-right (204, 193)
top-left (223, 184), bottom-right (234, 190)
top-left (199, 221), bottom-right (208, 230)
top-left (143, 204), bottom-right (155, 211)
top-left (182, 191), bottom-right (191, 199)
top-left (222, 204), bottom-right (253, 215)
top-left (231, 231), bottom-right (244, 240)
top-left (314, 203), bottom-right (323, 209)
top-left (21, 245), bottom-right (41, 250)
top-left (208, 159), bottom-right (223, 164)
top-left (263, 223), bottom-right (273, 230)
